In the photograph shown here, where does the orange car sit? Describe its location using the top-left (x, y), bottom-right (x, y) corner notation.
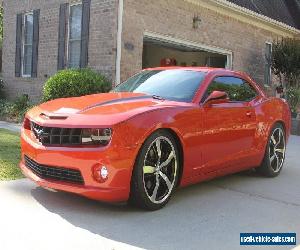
top-left (20, 67), bottom-right (291, 210)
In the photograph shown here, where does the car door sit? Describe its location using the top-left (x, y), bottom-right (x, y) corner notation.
top-left (200, 76), bottom-right (258, 173)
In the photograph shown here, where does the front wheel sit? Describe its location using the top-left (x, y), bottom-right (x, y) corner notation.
top-left (129, 130), bottom-right (180, 210)
top-left (256, 123), bottom-right (286, 177)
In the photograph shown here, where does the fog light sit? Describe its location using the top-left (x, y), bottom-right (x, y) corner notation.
top-left (93, 164), bottom-right (109, 183)
top-left (100, 166), bottom-right (108, 179)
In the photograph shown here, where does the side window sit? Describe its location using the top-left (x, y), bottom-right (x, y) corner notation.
top-left (15, 10), bottom-right (40, 78)
top-left (68, 4), bottom-right (83, 68)
top-left (206, 76), bottom-right (258, 102)
top-left (57, 0), bottom-right (91, 70)
top-left (22, 13), bottom-right (34, 77)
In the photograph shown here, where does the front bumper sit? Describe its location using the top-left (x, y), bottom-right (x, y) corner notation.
top-left (20, 128), bottom-right (138, 202)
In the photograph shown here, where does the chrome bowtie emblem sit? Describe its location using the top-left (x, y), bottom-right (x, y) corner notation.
top-left (32, 125), bottom-right (47, 140)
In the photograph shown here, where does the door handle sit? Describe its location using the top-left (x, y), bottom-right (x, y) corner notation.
top-left (246, 111), bottom-right (252, 117)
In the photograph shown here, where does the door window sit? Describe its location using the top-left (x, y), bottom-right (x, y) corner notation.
top-left (205, 76), bottom-right (258, 102)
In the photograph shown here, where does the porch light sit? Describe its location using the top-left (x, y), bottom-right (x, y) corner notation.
top-left (193, 15), bottom-right (201, 29)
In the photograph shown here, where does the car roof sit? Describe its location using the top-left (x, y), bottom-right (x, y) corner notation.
top-left (143, 66), bottom-right (249, 78)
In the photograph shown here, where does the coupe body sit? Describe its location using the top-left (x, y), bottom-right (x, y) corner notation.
top-left (20, 67), bottom-right (291, 210)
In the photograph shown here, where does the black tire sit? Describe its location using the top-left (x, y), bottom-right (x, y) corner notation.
top-left (256, 123), bottom-right (286, 177)
top-left (129, 130), bottom-right (180, 210)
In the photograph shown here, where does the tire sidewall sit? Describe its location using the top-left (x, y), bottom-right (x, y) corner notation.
top-left (262, 123), bottom-right (286, 177)
top-left (130, 130), bottom-right (180, 210)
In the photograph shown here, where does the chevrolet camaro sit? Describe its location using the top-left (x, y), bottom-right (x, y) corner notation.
top-left (20, 67), bottom-right (291, 210)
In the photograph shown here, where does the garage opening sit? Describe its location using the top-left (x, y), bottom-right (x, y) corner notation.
top-left (142, 36), bottom-right (229, 69)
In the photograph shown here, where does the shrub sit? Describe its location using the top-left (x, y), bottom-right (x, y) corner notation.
top-left (272, 38), bottom-right (300, 88)
top-left (0, 99), bottom-right (13, 118)
top-left (0, 78), bottom-right (5, 99)
top-left (0, 95), bottom-right (32, 123)
top-left (42, 68), bottom-right (111, 101)
top-left (286, 87), bottom-right (300, 114)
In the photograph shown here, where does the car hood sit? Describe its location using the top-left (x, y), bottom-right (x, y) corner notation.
top-left (27, 92), bottom-right (190, 127)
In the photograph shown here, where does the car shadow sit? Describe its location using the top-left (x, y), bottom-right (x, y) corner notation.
top-left (29, 170), bottom-right (266, 250)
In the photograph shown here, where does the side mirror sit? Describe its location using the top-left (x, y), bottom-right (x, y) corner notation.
top-left (203, 91), bottom-right (229, 106)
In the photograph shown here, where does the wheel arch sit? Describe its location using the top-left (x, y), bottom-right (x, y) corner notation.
top-left (132, 127), bottom-right (185, 188)
top-left (162, 128), bottom-right (184, 187)
top-left (270, 120), bottom-right (287, 140)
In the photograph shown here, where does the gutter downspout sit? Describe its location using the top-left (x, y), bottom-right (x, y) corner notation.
top-left (115, 0), bottom-right (124, 86)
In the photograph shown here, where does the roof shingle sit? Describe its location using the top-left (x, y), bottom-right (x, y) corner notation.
top-left (227, 0), bottom-right (300, 29)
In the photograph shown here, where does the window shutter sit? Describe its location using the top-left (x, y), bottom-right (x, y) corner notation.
top-left (57, 3), bottom-right (68, 70)
top-left (15, 13), bottom-right (23, 77)
top-left (31, 9), bottom-right (40, 78)
top-left (80, 0), bottom-right (91, 68)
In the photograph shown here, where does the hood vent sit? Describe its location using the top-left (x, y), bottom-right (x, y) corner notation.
top-left (40, 113), bottom-right (68, 120)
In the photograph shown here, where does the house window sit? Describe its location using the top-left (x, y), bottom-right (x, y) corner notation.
top-left (67, 4), bottom-right (82, 68)
top-left (15, 10), bottom-right (39, 78)
top-left (265, 42), bottom-right (272, 85)
top-left (58, 1), bottom-right (90, 70)
top-left (22, 13), bottom-right (34, 77)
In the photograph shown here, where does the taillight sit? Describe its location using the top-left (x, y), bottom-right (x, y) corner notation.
top-left (23, 118), bottom-right (31, 130)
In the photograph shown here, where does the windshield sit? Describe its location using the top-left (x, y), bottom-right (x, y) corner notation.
top-left (113, 69), bottom-right (206, 102)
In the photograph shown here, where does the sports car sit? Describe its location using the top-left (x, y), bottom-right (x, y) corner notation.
top-left (20, 67), bottom-right (291, 210)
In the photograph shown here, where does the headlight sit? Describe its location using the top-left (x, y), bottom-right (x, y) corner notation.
top-left (23, 117), bottom-right (31, 130)
top-left (81, 128), bottom-right (112, 146)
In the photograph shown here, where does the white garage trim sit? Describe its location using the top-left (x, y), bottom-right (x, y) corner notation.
top-left (115, 0), bottom-right (124, 85)
top-left (144, 31), bottom-right (233, 69)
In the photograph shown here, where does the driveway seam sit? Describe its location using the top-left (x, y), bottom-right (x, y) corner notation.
top-left (211, 184), bottom-right (300, 207)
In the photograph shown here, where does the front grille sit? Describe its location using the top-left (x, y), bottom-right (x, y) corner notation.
top-left (24, 155), bottom-right (84, 185)
top-left (31, 122), bottom-right (82, 146)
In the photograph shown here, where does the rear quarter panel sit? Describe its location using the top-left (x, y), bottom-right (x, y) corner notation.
top-left (254, 97), bottom-right (291, 157)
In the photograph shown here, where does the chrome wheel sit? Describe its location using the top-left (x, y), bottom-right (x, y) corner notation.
top-left (269, 127), bottom-right (286, 173)
top-left (143, 136), bottom-right (178, 204)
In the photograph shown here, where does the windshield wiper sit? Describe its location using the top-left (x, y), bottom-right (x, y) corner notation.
top-left (152, 95), bottom-right (165, 101)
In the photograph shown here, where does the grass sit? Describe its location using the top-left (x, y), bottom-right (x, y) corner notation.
top-left (0, 129), bottom-right (23, 180)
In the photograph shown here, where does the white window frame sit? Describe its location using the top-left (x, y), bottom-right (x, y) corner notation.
top-left (66, 2), bottom-right (82, 69)
top-left (265, 42), bottom-right (273, 85)
top-left (21, 12), bottom-right (34, 78)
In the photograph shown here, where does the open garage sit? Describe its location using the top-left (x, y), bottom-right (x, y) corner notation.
top-left (142, 34), bottom-right (231, 69)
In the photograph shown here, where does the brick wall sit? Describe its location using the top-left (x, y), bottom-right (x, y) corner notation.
top-left (2, 0), bottom-right (118, 102)
top-left (2, 0), bottom-right (291, 101)
top-left (120, 0), bottom-right (281, 86)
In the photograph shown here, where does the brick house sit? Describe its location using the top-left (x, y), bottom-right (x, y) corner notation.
top-left (2, 0), bottom-right (300, 101)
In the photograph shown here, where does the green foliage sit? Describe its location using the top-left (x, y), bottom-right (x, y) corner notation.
top-left (0, 5), bottom-right (3, 47)
top-left (43, 68), bottom-right (111, 101)
top-left (0, 129), bottom-right (23, 181)
top-left (0, 78), bottom-right (5, 99)
top-left (286, 87), bottom-right (300, 113)
top-left (0, 95), bottom-right (32, 123)
top-left (272, 38), bottom-right (300, 88)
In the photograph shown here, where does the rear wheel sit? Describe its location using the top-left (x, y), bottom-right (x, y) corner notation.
top-left (129, 130), bottom-right (180, 210)
top-left (257, 123), bottom-right (286, 177)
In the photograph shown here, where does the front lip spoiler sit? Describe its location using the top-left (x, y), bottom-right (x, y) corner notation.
top-left (20, 162), bottom-right (129, 202)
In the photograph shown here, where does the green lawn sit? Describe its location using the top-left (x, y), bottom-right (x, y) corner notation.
top-left (0, 129), bottom-right (23, 180)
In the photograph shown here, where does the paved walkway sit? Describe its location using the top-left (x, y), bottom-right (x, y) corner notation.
top-left (0, 121), bottom-right (22, 133)
top-left (0, 135), bottom-right (300, 249)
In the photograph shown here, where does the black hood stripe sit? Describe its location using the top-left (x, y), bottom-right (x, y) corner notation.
top-left (79, 95), bottom-right (153, 113)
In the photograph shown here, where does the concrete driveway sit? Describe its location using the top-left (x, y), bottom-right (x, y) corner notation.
top-left (0, 136), bottom-right (300, 250)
